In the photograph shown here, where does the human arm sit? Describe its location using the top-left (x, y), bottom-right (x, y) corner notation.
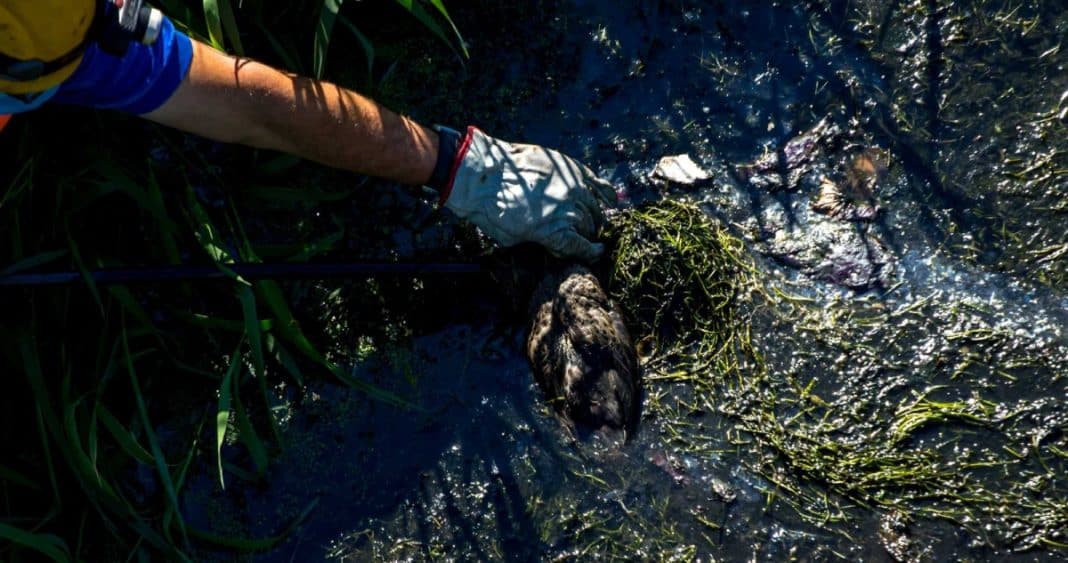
top-left (59, 22), bottom-right (616, 260)
top-left (143, 39), bottom-right (437, 186)
top-left (141, 38), bottom-right (617, 260)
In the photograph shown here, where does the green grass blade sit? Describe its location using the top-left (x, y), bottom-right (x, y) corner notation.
top-left (254, 153), bottom-right (302, 177)
top-left (393, 0), bottom-right (468, 60)
top-left (216, 338), bottom-right (242, 490)
top-left (203, 0), bottom-right (226, 51)
top-left (108, 286), bottom-right (155, 335)
top-left (60, 372), bottom-right (100, 488)
top-left (95, 404), bottom-right (154, 466)
top-left (164, 415), bottom-right (203, 550)
top-left (144, 168), bottom-right (181, 265)
top-left (232, 383), bottom-right (269, 476)
top-left (66, 233), bottom-right (103, 314)
top-left (185, 187), bottom-right (249, 284)
top-left (21, 335), bottom-right (177, 555)
top-left (287, 228), bottom-right (343, 262)
top-left (32, 405), bottom-right (62, 514)
top-left (253, 280), bottom-right (406, 406)
top-left (336, 13), bottom-right (375, 77)
top-left (314, 0), bottom-right (344, 79)
top-left (237, 288), bottom-right (266, 380)
top-left (0, 153), bottom-right (33, 210)
top-left (0, 463), bottom-right (40, 491)
top-left (265, 334), bottom-right (304, 388)
top-left (24, 328), bottom-right (179, 556)
top-left (156, 0), bottom-right (200, 38)
top-left (218, 0), bottom-right (244, 56)
top-left (176, 311), bottom-right (274, 333)
top-left (423, 0), bottom-right (468, 57)
top-left (0, 523), bottom-right (71, 562)
top-left (238, 283), bottom-right (283, 446)
top-left (0, 249), bottom-right (68, 276)
top-left (21, 335), bottom-right (91, 500)
top-left (122, 326), bottom-right (186, 540)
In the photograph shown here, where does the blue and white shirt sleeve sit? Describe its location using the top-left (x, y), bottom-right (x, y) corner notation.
top-left (50, 15), bottom-right (194, 115)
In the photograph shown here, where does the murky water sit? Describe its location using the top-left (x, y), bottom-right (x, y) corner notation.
top-left (185, 1), bottom-right (1067, 560)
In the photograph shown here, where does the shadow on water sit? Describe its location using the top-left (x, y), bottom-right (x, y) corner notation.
top-left (185, 319), bottom-right (572, 561)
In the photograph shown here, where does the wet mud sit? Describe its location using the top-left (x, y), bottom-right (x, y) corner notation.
top-left (184, 1), bottom-right (1068, 561)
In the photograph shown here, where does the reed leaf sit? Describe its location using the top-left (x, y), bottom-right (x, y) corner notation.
top-left (0, 464), bottom-right (40, 491)
top-left (265, 334), bottom-right (305, 388)
top-left (202, 0), bottom-right (227, 51)
top-left (0, 523), bottom-right (70, 563)
top-left (238, 288), bottom-right (266, 379)
top-left (95, 404), bottom-right (154, 466)
top-left (216, 338), bottom-right (242, 490)
top-left (122, 326), bottom-right (186, 540)
top-left (337, 13), bottom-right (375, 77)
top-left (255, 279), bottom-right (407, 407)
top-left (66, 233), bottom-right (103, 314)
top-left (231, 381), bottom-right (268, 476)
top-left (393, 0), bottom-right (468, 59)
top-left (178, 311), bottom-right (274, 333)
top-left (314, 0), bottom-right (344, 79)
top-left (218, 0), bottom-right (244, 56)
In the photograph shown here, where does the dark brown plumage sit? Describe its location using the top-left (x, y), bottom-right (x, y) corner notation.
top-left (526, 264), bottom-right (640, 440)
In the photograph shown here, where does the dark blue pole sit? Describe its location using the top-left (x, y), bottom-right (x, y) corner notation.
top-left (0, 262), bottom-right (485, 287)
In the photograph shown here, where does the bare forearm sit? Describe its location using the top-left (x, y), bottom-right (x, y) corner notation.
top-left (145, 40), bottom-right (437, 186)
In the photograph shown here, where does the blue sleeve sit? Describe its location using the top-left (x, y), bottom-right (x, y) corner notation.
top-left (50, 16), bottom-right (193, 115)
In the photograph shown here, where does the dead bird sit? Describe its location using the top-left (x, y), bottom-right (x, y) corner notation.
top-left (526, 264), bottom-right (641, 442)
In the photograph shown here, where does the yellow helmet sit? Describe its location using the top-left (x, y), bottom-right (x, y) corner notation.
top-left (0, 0), bottom-right (97, 95)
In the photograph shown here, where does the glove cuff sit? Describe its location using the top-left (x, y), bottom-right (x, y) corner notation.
top-left (436, 125), bottom-right (478, 207)
top-left (427, 125), bottom-right (460, 192)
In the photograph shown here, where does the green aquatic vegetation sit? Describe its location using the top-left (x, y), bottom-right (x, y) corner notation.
top-left (890, 392), bottom-right (1000, 444)
top-left (606, 199), bottom-right (753, 365)
top-left (161, 0), bottom-right (466, 78)
top-left (603, 199), bottom-right (1068, 553)
top-left (806, 0), bottom-right (1068, 290)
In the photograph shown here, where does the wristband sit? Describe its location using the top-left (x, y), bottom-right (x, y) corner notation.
top-left (428, 125), bottom-right (462, 193)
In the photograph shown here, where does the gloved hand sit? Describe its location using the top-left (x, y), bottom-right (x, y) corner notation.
top-left (436, 127), bottom-right (617, 263)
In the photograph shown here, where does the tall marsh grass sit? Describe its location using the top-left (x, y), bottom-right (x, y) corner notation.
top-left (0, 1), bottom-right (463, 560)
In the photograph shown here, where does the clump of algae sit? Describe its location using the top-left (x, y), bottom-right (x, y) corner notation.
top-left (605, 199), bottom-right (753, 365)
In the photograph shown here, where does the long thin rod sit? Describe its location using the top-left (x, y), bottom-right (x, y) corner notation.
top-left (0, 262), bottom-right (485, 287)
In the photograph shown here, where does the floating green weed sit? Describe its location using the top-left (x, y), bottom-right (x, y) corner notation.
top-left (606, 199), bottom-right (752, 365)
top-left (605, 199), bottom-right (1068, 553)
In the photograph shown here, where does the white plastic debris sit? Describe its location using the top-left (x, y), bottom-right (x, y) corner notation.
top-left (650, 154), bottom-right (711, 185)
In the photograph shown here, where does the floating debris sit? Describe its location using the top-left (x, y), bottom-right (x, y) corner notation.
top-left (710, 476), bottom-right (736, 504)
top-left (736, 117), bottom-right (841, 192)
top-left (811, 148), bottom-right (889, 221)
top-left (878, 511), bottom-right (919, 563)
top-left (650, 154), bottom-right (712, 185)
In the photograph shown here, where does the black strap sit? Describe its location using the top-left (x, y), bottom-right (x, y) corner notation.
top-left (428, 126), bottom-right (462, 191)
top-left (0, 40), bottom-right (94, 83)
top-left (0, 0), bottom-right (139, 83)
top-left (0, 1), bottom-right (104, 83)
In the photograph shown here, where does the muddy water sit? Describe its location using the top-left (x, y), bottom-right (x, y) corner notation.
top-left (185, 1), bottom-right (1067, 560)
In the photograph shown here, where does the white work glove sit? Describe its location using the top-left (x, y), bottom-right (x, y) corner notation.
top-left (435, 127), bottom-right (617, 262)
